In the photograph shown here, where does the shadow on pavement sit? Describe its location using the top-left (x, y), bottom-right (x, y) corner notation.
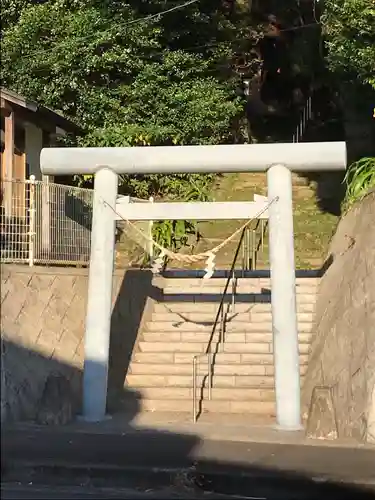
top-left (1, 337), bottom-right (375, 499)
top-left (2, 423), bottom-right (375, 499)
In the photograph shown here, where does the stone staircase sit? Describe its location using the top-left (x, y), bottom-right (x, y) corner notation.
top-left (125, 275), bottom-right (319, 420)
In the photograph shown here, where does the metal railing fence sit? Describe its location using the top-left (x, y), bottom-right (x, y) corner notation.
top-left (0, 178), bottom-right (156, 268)
top-left (0, 177), bottom-right (93, 267)
top-left (192, 219), bottom-right (268, 422)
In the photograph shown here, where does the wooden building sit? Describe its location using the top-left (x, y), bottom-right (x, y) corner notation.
top-left (0, 87), bottom-right (81, 217)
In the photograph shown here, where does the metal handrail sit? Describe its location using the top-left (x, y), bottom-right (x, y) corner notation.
top-left (192, 219), bottom-right (268, 422)
top-left (293, 95), bottom-right (312, 144)
top-left (241, 219), bottom-right (268, 274)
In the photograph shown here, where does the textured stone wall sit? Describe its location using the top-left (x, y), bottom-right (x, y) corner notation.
top-left (302, 192), bottom-right (375, 443)
top-left (0, 265), bottom-right (156, 423)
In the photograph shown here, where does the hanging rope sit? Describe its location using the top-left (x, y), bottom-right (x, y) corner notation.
top-left (103, 197), bottom-right (278, 277)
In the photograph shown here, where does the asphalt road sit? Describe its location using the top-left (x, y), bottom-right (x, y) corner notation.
top-left (2, 482), bottom-right (375, 500)
top-left (0, 486), bottom-right (193, 499)
top-left (2, 485), bottom-right (133, 499)
top-left (3, 427), bottom-right (375, 483)
top-left (2, 426), bottom-right (375, 499)
top-left (0, 484), bottom-right (265, 500)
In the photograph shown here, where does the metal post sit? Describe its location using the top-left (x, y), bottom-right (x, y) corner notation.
top-left (252, 229), bottom-right (256, 269)
top-left (82, 167), bottom-right (118, 421)
top-left (302, 108), bottom-right (305, 130)
top-left (267, 164), bottom-right (301, 430)
top-left (231, 271), bottom-right (235, 312)
top-left (220, 307), bottom-right (225, 351)
top-left (245, 229), bottom-right (249, 270)
top-left (148, 196), bottom-right (154, 265)
top-left (193, 356), bottom-right (197, 422)
top-left (41, 175), bottom-right (51, 257)
top-left (241, 237), bottom-right (246, 277)
top-left (208, 352), bottom-right (212, 400)
top-left (222, 312), bottom-right (226, 350)
top-left (244, 230), bottom-right (248, 270)
top-left (28, 175), bottom-right (36, 267)
top-left (249, 229), bottom-right (253, 270)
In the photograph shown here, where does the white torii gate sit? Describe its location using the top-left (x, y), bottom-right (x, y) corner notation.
top-left (41, 142), bottom-right (347, 430)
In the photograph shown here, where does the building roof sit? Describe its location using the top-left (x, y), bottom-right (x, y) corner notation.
top-left (0, 87), bottom-right (82, 135)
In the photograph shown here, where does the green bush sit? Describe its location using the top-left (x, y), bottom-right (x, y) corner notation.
top-left (343, 157), bottom-right (375, 210)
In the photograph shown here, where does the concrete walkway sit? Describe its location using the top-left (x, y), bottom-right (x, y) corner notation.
top-left (4, 411), bottom-right (369, 448)
top-left (56, 411), bottom-right (368, 447)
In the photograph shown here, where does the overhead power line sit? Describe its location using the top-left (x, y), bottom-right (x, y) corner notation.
top-left (2, 0), bottom-right (201, 62)
top-left (2, 0), bottom-right (320, 64)
top-left (124, 0), bottom-right (200, 26)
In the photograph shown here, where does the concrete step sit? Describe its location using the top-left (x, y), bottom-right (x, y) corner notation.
top-left (150, 312), bottom-right (315, 323)
top-left (139, 341), bottom-right (270, 354)
top-left (129, 363), bottom-right (308, 377)
top-left (161, 277), bottom-right (320, 288)
top-left (158, 293), bottom-right (317, 306)
top-left (162, 288), bottom-right (318, 297)
top-left (126, 374), bottom-right (278, 388)
top-left (145, 321), bottom-right (314, 333)
top-left (162, 288), bottom-right (318, 299)
top-left (138, 341), bottom-right (311, 355)
top-left (162, 282), bottom-right (272, 291)
top-left (132, 398), bottom-right (276, 414)
top-left (133, 351), bottom-right (310, 365)
top-left (130, 386), bottom-right (275, 401)
top-left (153, 301), bottom-right (316, 313)
top-left (141, 332), bottom-right (313, 344)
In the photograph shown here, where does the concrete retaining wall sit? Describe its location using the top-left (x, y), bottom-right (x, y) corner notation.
top-left (0, 265), bottom-right (157, 423)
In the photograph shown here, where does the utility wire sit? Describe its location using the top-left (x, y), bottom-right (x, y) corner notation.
top-left (123, 0), bottom-right (200, 26)
top-left (283, 21), bottom-right (320, 32)
top-left (2, 0), bottom-right (201, 62)
top-left (2, 0), bottom-right (320, 65)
